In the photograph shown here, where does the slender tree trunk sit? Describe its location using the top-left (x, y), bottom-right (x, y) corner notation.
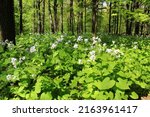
top-left (60, 0), bottom-right (64, 33)
top-left (92, 0), bottom-right (98, 36)
top-left (19, 0), bottom-right (23, 34)
top-left (37, 0), bottom-right (42, 34)
top-left (0, 0), bottom-right (16, 45)
top-left (54, 0), bottom-right (58, 32)
top-left (33, 0), bottom-right (37, 33)
top-left (48, 0), bottom-right (55, 33)
top-left (84, 0), bottom-right (87, 33)
top-left (134, 1), bottom-right (140, 35)
top-left (126, 3), bottom-right (130, 35)
top-left (108, 2), bottom-right (112, 33)
top-left (70, 0), bottom-right (74, 35)
top-left (41, 0), bottom-right (45, 33)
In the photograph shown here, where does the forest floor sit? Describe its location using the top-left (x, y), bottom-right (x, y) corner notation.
top-left (141, 95), bottom-right (150, 100)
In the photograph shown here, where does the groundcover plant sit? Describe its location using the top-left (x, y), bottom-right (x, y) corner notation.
top-left (0, 34), bottom-right (150, 100)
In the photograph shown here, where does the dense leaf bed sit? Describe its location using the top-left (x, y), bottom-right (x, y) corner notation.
top-left (0, 34), bottom-right (150, 100)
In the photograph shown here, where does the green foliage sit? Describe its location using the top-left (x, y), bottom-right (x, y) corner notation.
top-left (0, 34), bottom-right (150, 100)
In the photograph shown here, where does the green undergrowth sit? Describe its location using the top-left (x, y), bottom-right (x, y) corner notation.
top-left (0, 33), bottom-right (150, 100)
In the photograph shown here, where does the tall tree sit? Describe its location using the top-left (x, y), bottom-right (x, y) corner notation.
top-left (54, 0), bottom-right (58, 32)
top-left (134, 1), bottom-right (140, 35)
top-left (37, 0), bottom-right (42, 34)
top-left (41, 0), bottom-right (45, 33)
top-left (84, 0), bottom-right (87, 33)
top-left (19, 0), bottom-right (23, 34)
top-left (60, 0), bottom-right (64, 33)
top-left (48, 0), bottom-right (55, 33)
top-left (70, 0), bottom-right (74, 34)
top-left (108, 2), bottom-right (112, 33)
top-left (92, 0), bottom-right (98, 36)
top-left (0, 0), bottom-right (16, 45)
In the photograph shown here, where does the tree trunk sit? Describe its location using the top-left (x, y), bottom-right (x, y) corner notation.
top-left (0, 0), bottom-right (16, 45)
top-left (19, 0), bottom-right (23, 34)
top-left (41, 0), bottom-right (45, 33)
top-left (134, 1), bottom-right (140, 35)
top-left (54, 0), bottom-right (58, 32)
top-left (48, 0), bottom-right (55, 33)
top-left (37, 0), bottom-right (42, 34)
top-left (92, 0), bottom-right (98, 36)
top-left (108, 2), bottom-right (112, 33)
top-left (84, 0), bottom-right (87, 33)
top-left (70, 0), bottom-right (74, 35)
top-left (60, 0), bottom-right (64, 33)
top-left (33, 0), bottom-right (37, 33)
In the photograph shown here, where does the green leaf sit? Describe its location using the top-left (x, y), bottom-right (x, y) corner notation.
top-left (34, 82), bottom-right (42, 94)
top-left (130, 92), bottom-right (139, 99)
top-left (30, 91), bottom-right (38, 100)
top-left (40, 92), bottom-right (52, 100)
top-left (82, 91), bottom-right (91, 99)
top-left (94, 77), bottom-right (115, 90)
top-left (116, 78), bottom-right (132, 90)
top-left (91, 91), bottom-right (107, 100)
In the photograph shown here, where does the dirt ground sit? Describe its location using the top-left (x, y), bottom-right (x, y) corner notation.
top-left (141, 95), bottom-right (150, 100)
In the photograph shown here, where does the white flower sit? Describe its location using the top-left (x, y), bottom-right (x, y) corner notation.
top-left (51, 43), bottom-right (57, 49)
top-left (77, 36), bottom-right (82, 42)
top-left (90, 55), bottom-right (96, 61)
top-left (22, 56), bottom-right (26, 60)
top-left (112, 41), bottom-right (115, 44)
top-left (103, 43), bottom-right (106, 46)
top-left (57, 36), bottom-right (64, 43)
top-left (19, 56), bottom-right (26, 63)
top-left (113, 49), bottom-right (120, 55)
top-left (106, 49), bottom-right (112, 53)
top-left (11, 58), bottom-right (17, 68)
top-left (73, 43), bottom-right (78, 49)
top-left (78, 59), bottom-right (82, 64)
top-left (7, 42), bottom-right (14, 50)
top-left (133, 42), bottom-right (138, 45)
top-left (84, 39), bottom-right (88, 43)
top-left (0, 41), bottom-right (5, 46)
top-left (93, 40), bottom-right (97, 45)
top-left (89, 50), bottom-right (95, 55)
top-left (133, 45), bottom-right (138, 49)
top-left (6, 75), bottom-right (14, 81)
top-left (30, 46), bottom-right (36, 53)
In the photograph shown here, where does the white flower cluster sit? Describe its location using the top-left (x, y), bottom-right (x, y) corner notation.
top-left (92, 36), bottom-right (101, 45)
top-left (106, 48), bottom-right (124, 58)
top-left (77, 36), bottom-right (83, 42)
top-left (0, 41), bottom-right (5, 46)
top-left (73, 43), bottom-right (78, 49)
top-left (19, 56), bottom-right (26, 63)
top-left (78, 59), bottom-right (82, 64)
top-left (51, 35), bottom-right (64, 49)
top-left (84, 38), bottom-right (88, 43)
top-left (30, 46), bottom-right (36, 53)
top-left (11, 58), bottom-right (17, 68)
top-left (89, 50), bottom-right (96, 61)
top-left (57, 35), bottom-right (64, 43)
top-left (132, 42), bottom-right (138, 49)
top-left (6, 74), bottom-right (16, 81)
top-left (51, 43), bottom-right (57, 49)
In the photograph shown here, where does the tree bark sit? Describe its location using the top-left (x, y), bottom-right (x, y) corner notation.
top-left (0, 0), bottom-right (16, 45)
top-left (108, 2), bottom-right (112, 33)
top-left (70, 0), bottom-right (74, 35)
top-left (60, 0), bottom-right (64, 33)
top-left (54, 0), bottom-right (58, 32)
top-left (92, 0), bottom-right (98, 36)
top-left (41, 0), bottom-right (45, 33)
top-left (48, 0), bottom-right (55, 33)
top-left (19, 0), bottom-right (23, 34)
